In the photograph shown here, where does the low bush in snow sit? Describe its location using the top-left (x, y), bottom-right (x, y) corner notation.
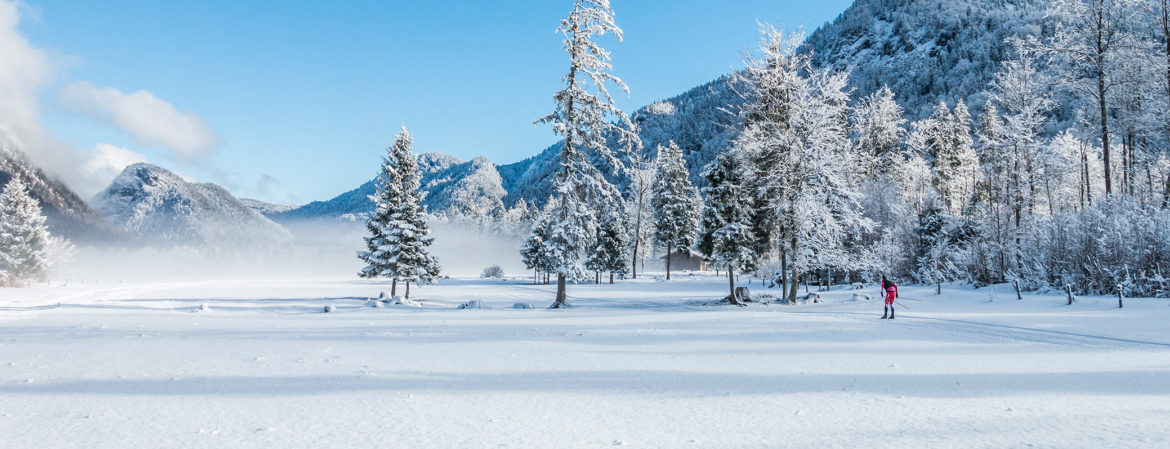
top-left (481, 265), bottom-right (505, 278)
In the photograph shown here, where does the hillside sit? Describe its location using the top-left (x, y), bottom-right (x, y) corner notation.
top-left (275, 152), bottom-right (507, 222)
top-left (0, 137), bottom-right (121, 243)
top-left (92, 163), bottom-right (291, 248)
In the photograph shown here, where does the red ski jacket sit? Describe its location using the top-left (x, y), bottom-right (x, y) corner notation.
top-left (882, 281), bottom-right (898, 301)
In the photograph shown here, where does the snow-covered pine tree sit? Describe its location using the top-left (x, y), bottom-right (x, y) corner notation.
top-left (650, 141), bottom-right (700, 281)
top-left (855, 86), bottom-right (907, 178)
top-left (854, 86), bottom-right (914, 275)
top-left (357, 129), bottom-right (408, 295)
top-left (386, 127), bottom-right (442, 299)
top-left (913, 200), bottom-right (976, 295)
top-left (0, 178), bottom-right (53, 287)
top-left (586, 207), bottom-right (630, 284)
top-left (696, 151), bottom-right (757, 304)
top-left (520, 211), bottom-right (552, 285)
top-left (531, 0), bottom-right (635, 308)
top-left (930, 100), bottom-right (980, 216)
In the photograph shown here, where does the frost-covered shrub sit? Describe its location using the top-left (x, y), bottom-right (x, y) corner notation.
top-left (481, 265), bottom-right (505, 278)
top-left (458, 300), bottom-right (489, 310)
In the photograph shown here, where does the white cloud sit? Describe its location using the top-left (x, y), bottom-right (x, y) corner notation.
top-left (0, 0), bottom-right (52, 151)
top-left (0, 1), bottom-right (139, 197)
top-left (77, 143), bottom-right (147, 196)
top-left (60, 81), bottom-right (221, 158)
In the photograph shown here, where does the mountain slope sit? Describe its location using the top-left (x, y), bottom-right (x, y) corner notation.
top-left (240, 198), bottom-right (299, 217)
top-left (93, 163), bottom-right (291, 248)
top-left (0, 137), bottom-right (121, 243)
top-left (274, 152), bottom-right (507, 221)
top-left (805, 0), bottom-right (1045, 120)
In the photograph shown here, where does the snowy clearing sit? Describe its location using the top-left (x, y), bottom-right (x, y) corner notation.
top-left (2, 274), bottom-right (1169, 448)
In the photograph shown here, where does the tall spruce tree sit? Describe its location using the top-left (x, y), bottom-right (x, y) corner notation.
top-left (358, 130), bottom-right (408, 295)
top-left (388, 128), bottom-right (441, 299)
top-left (531, 0), bottom-right (635, 308)
top-left (357, 127), bottom-right (440, 298)
top-left (697, 152), bottom-right (757, 304)
top-left (650, 141), bottom-right (700, 280)
top-left (0, 178), bottom-right (52, 287)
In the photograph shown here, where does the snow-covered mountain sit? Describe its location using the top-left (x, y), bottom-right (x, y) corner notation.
top-left (239, 198), bottom-right (299, 217)
top-left (805, 0), bottom-right (1045, 120)
top-left (0, 138), bottom-right (121, 243)
top-left (274, 152), bottom-right (507, 222)
top-left (92, 163), bottom-right (291, 248)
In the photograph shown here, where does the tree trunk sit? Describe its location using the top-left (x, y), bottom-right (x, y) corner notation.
top-left (405, 282), bottom-right (411, 299)
top-left (780, 249), bottom-right (788, 293)
top-left (609, 272), bottom-right (614, 284)
top-left (534, 269), bottom-right (538, 285)
top-left (552, 274), bottom-right (568, 308)
top-left (1164, 0), bottom-right (1170, 115)
top-left (1098, 65), bottom-right (1112, 196)
top-left (1163, 173), bottom-right (1170, 209)
top-left (788, 272), bottom-right (800, 303)
top-left (1083, 141), bottom-right (1093, 207)
top-left (392, 279), bottom-right (397, 297)
top-left (787, 238), bottom-right (799, 303)
top-left (631, 240), bottom-right (639, 279)
top-left (666, 242), bottom-right (673, 280)
top-left (727, 265), bottom-right (740, 305)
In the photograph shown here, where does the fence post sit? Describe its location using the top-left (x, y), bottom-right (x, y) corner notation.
top-left (1013, 280), bottom-right (1022, 300)
top-left (1065, 284), bottom-right (1075, 305)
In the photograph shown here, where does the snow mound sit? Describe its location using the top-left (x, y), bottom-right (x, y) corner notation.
top-left (388, 296), bottom-right (422, 307)
top-left (511, 303), bottom-right (535, 309)
top-left (458, 300), bottom-right (490, 310)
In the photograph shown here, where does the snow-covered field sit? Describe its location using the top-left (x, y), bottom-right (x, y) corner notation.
top-left (2, 274), bottom-right (1169, 448)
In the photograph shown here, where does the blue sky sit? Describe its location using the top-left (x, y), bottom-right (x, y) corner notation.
top-left (19, 0), bottom-right (852, 204)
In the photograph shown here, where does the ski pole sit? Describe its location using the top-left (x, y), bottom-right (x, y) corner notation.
top-left (894, 301), bottom-right (911, 310)
top-left (899, 297), bottom-right (925, 302)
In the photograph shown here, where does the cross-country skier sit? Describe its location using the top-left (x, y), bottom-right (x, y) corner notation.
top-left (880, 274), bottom-right (898, 319)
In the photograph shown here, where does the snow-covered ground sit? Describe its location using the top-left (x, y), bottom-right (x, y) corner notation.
top-left (2, 274), bottom-right (1168, 448)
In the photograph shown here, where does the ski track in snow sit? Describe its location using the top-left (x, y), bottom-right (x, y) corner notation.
top-left (1, 274), bottom-right (1168, 449)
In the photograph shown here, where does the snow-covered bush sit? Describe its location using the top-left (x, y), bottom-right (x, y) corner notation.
top-left (458, 300), bottom-right (489, 310)
top-left (481, 265), bottom-right (504, 278)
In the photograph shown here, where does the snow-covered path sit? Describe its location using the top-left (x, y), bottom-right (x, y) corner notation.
top-left (1, 276), bottom-right (1168, 448)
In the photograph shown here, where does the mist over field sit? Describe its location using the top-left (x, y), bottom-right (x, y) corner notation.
top-left (57, 219), bottom-right (527, 282)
